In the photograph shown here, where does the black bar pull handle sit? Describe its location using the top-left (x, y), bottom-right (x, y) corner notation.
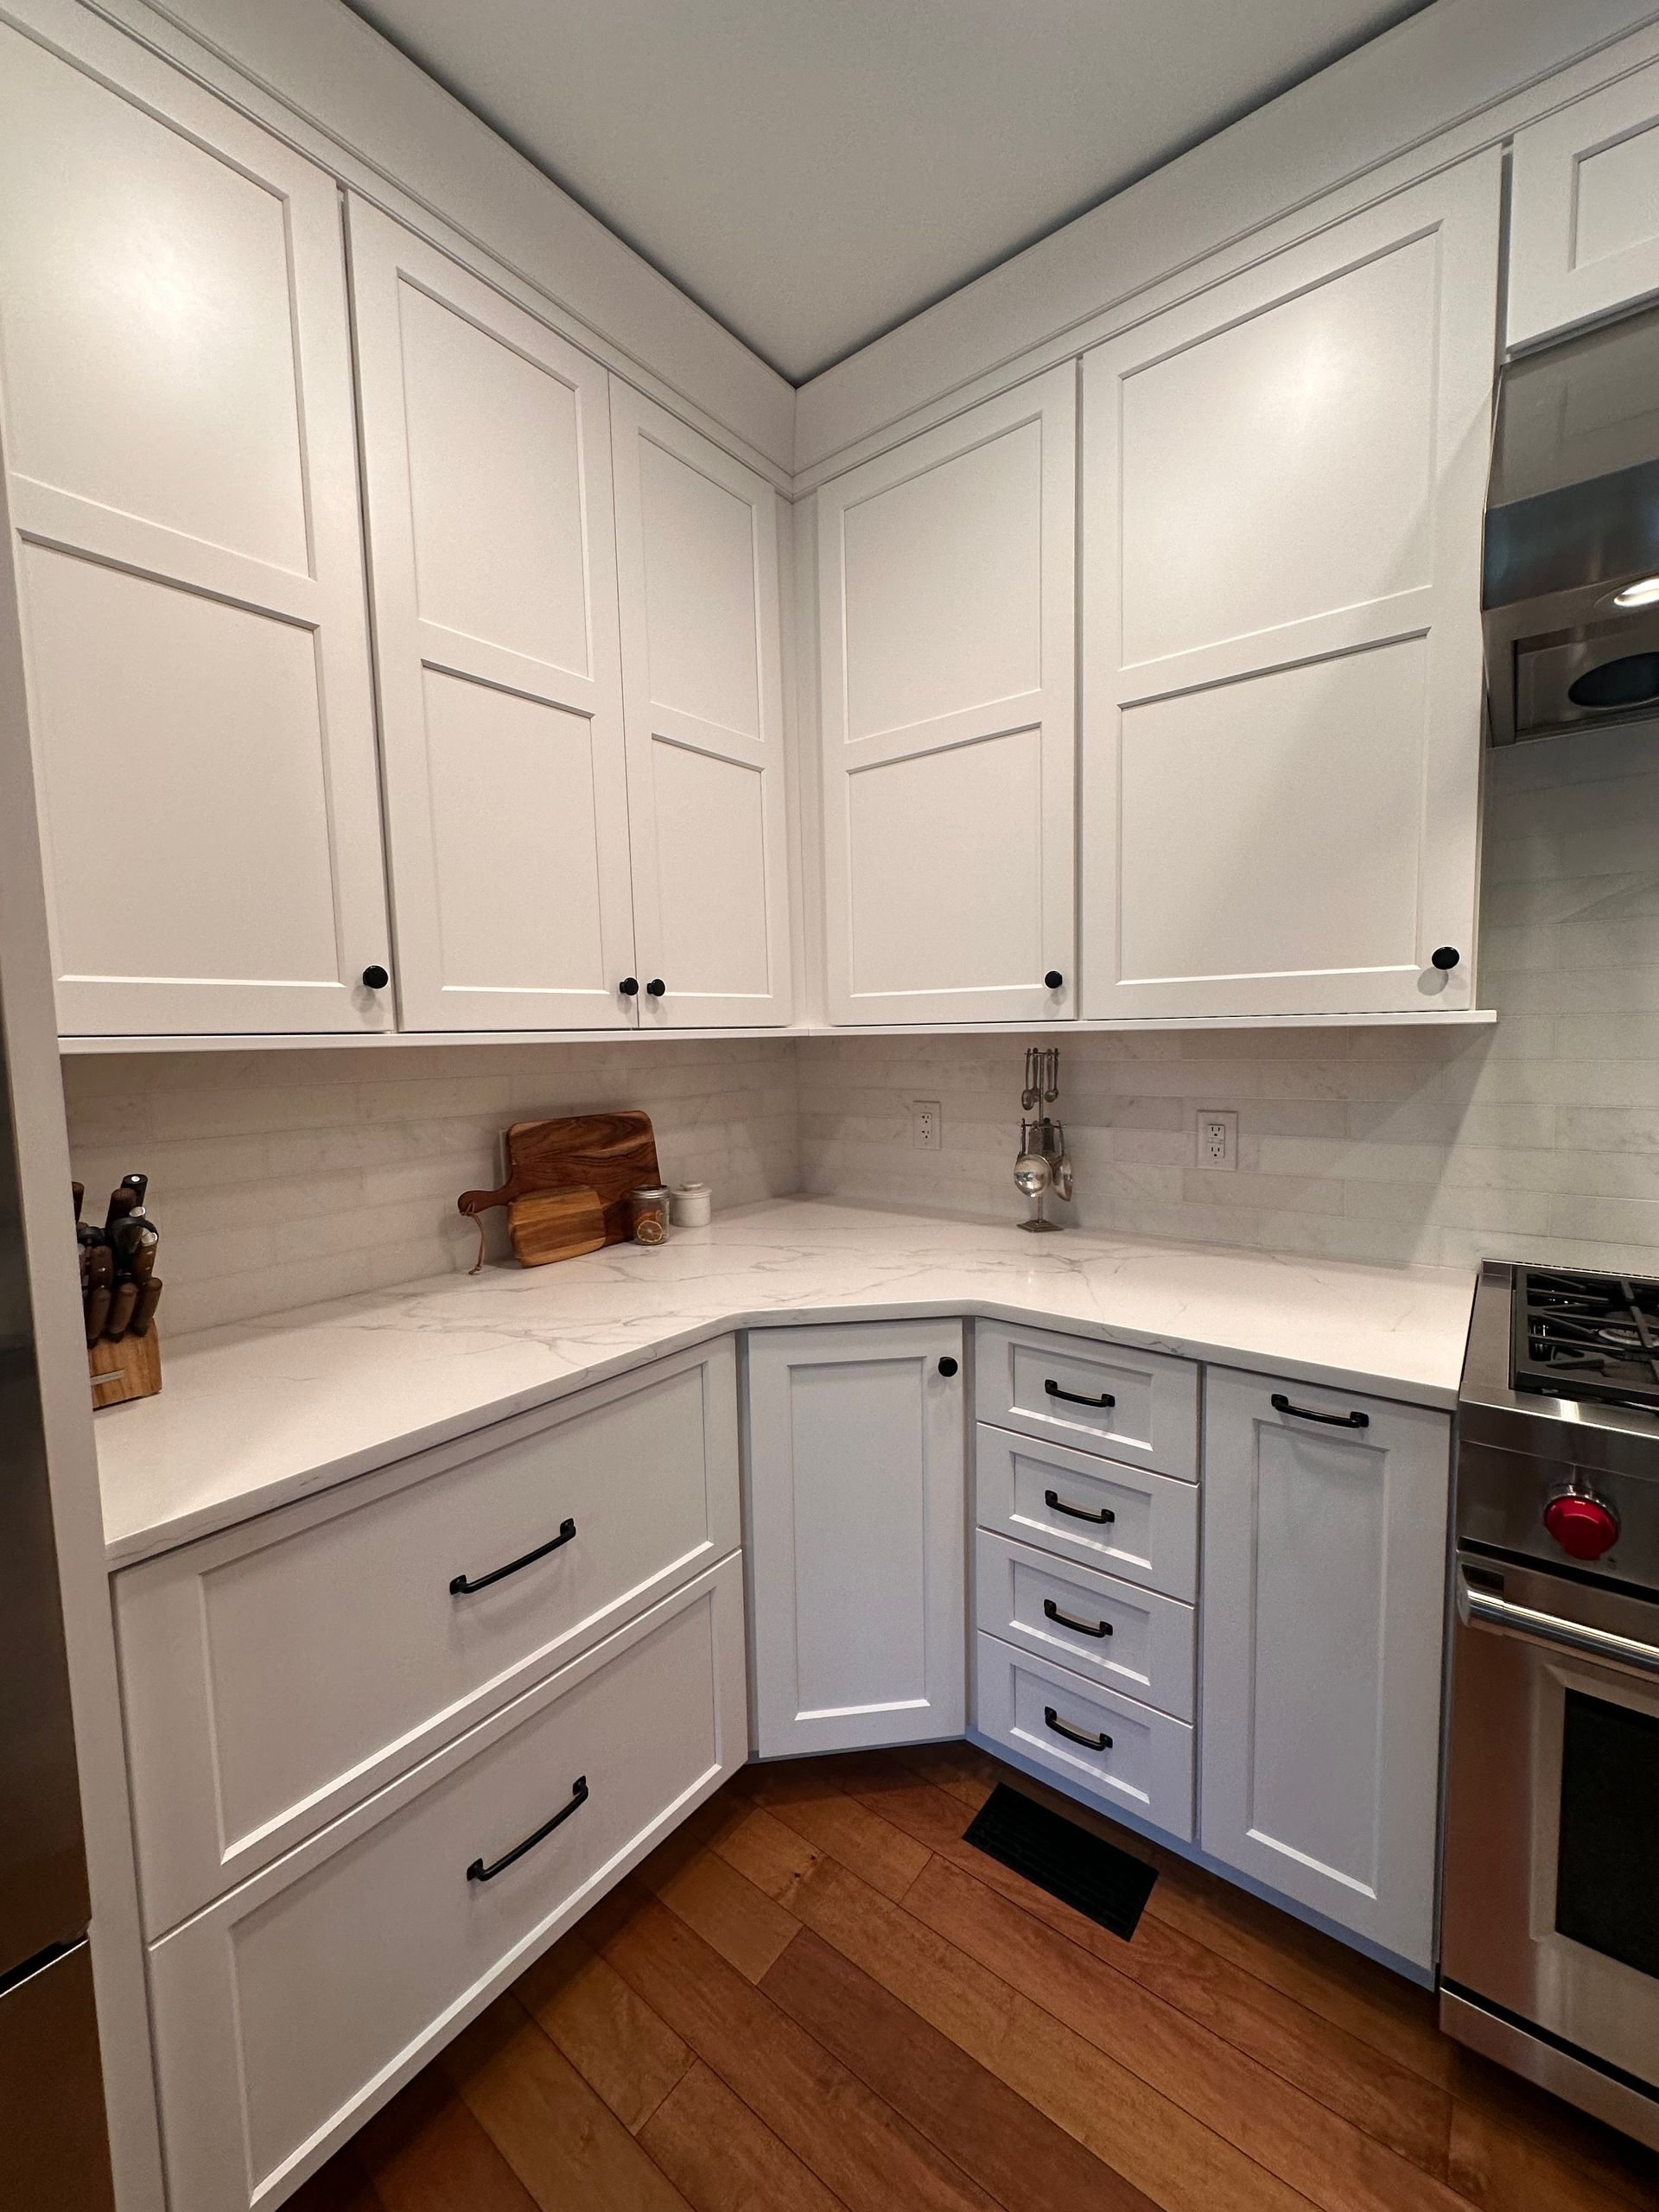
top-left (1044, 1486), bottom-right (1115, 1526)
top-left (1045, 1378), bottom-right (1115, 1409)
top-left (1044, 1707), bottom-right (1111, 1752)
top-left (1044, 1597), bottom-right (1112, 1638)
top-left (467, 1775), bottom-right (588, 1884)
top-left (450, 1516), bottom-right (577, 1595)
top-left (1270, 1392), bottom-right (1370, 1430)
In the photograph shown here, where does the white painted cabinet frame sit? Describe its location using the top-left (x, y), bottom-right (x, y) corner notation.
top-left (815, 365), bottom-right (1077, 1026)
top-left (348, 196), bottom-right (638, 1031)
top-left (1508, 56), bottom-right (1659, 348)
top-left (1080, 153), bottom-right (1501, 1020)
top-left (0, 4), bottom-right (391, 1037)
top-left (610, 381), bottom-right (793, 1027)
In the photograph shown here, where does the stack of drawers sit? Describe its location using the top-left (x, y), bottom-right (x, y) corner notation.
top-left (971, 1321), bottom-right (1199, 1840)
top-left (112, 1338), bottom-right (748, 2212)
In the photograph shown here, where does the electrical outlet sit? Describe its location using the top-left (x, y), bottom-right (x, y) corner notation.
top-left (912, 1099), bottom-right (941, 1152)
top-left (1198, 1109), bottom-right (1237, 1170)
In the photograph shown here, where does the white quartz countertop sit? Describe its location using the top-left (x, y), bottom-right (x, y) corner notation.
top-left (96, 1198), bottom-right (1475, 1567)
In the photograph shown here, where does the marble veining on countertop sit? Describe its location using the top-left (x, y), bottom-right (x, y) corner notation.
top-left (96, 1198), bottom-right (1476, 1566)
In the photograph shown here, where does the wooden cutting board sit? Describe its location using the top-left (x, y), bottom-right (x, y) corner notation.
top-left (458, 1110), bottom-right (663, 1264)
top-left (506, 1187), bottom-right (607, 1268)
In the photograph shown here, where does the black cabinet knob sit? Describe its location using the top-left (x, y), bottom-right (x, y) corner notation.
top-left (645, 978), bottom-right (666, 997)
top-left (619, 976), bottom-right (639, 995)
top-left (360, 964), bottom-right (389, 990)
top-left (938, 1356), bottom-right (959, 1377)
top-left (1430, 946), bottom-right (1460, 972)
top-left (1044, 969), bottom-right (1064, 990)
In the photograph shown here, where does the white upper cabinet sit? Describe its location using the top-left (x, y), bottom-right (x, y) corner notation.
top-left (1080, 155), bottom-right (1501, 1021)
top-left (816, 366), bottom-right (1077, 1026)
top-left (1509, 60), bottom-right (1659, 349)
top-left (348, 199), bottom-right (637, 1031)
top-left (610, 384), bottom-right (792, 1027)
top-left (0, 11), bottom-right (391, 1037)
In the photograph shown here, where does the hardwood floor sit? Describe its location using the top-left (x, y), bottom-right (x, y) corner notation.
top-left (290, 1746), bottom-right (1659, 2212)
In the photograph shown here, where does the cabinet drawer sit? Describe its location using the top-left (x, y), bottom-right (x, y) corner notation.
top-left (117, 1338), bottom-right (739, 1937)
top-left (974, 1530), bottom-right (1195, 1720)
top-left (976, 1321), bottom-right (1197, 1478)
top-left (976, 1423), bottom-right (1198, 1600)
top-left (974, 1631), bottom-right (1193, 1841)
top-left (147, 1554), bottom-right (747, 2212)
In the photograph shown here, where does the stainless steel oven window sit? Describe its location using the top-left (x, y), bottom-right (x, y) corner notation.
top-left (1556, 1688), bottom-right (1659, 1977)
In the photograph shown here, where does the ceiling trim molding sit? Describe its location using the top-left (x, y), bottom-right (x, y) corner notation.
top-left (794, 0), bottom-right (1659, 486)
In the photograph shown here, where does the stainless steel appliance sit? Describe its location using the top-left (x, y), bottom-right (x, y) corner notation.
top-left (0, 999), bottom-right (114, 2207)
top-left (1443, 1261), bottom-right (1659, 2148)
top-left (1483, 301), bottom-right (1659, 746)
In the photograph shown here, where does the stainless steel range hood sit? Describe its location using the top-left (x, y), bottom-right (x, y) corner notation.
top-left (1484, 302), bottom-right (1659, 744)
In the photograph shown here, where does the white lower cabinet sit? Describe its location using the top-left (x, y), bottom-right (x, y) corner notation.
top-left (975, 1321), bottom-right (1199, 1481)
top-left (147, 1554), bottom-right (747, 2212)
top-left (1198, 1367), bottom-right (1451, 1968)
top-left (974, 1631), bottom-right (1194, 1840)
top-left (974, 1529), bottom-right (1195, 1721)
top-left (745, 1319), bottom-right (966, 1754)
top-left (116, 1340), bottom-right (739, 1936)
top-left (974, 1422), bottom-right (1199, 1598)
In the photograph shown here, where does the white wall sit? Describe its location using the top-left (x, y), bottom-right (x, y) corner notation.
top-left (800, 722), bottom-right (1659, 1274)
top-left (65, 1038), bottom-right (798, 1332)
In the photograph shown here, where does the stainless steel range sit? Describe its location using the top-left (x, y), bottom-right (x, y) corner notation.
top-left (1442, 1260), bottom-right (1659, 2147)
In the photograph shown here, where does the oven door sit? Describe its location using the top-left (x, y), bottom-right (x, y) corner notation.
top-left (1442, 1553), bottom-right (1659, 2090)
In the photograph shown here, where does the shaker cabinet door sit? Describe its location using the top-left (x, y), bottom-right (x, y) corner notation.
top-left (816, 366), bottom-right (1077, 1026)
top-left (611, 383), bottom-right (792, 1027)
top-left (1198, 1367), bottom-right (1451, 1968)
top-left (1508, 59), bottom-right (1659, 349)
top-left (746, 1320), bottom-right (967, 1753)
top-left (348, 198), bottom-right (637, 1031)
top-left (1080, 154), bottom-right (1500, 1020)
top-left (0, 10), bottom-right (391, 1037)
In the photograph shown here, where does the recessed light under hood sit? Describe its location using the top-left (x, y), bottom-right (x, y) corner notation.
top-left (1483, 301), bottom-right (1659, 745)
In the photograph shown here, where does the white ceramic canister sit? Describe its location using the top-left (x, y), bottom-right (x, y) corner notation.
top-left (670, 1180), bottom-right (711, 1227)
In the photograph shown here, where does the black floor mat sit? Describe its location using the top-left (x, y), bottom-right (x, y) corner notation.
top-left (963, 1783), bottom-right (1157, 1940)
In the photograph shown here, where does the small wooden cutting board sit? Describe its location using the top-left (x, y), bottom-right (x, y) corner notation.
top-left (459, 1110), bottom-right (663, 1265)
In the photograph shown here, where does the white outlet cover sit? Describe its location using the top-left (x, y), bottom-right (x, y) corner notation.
top-left (913, 1099), bottom-right (942, 1152)
top-left (1197, 1108), bottom-right (1237, 1170)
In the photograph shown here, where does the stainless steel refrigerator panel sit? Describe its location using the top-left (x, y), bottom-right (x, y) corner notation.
top-left (0, 1077), bottom-right (86, 1968)
top-left (0, 1941), bottom-right (114, 2211)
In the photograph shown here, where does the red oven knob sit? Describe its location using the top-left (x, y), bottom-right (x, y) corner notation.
top-left (1542, 1492), bottom-right (1619, 1561)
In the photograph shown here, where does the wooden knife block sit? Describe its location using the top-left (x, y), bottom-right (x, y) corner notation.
top-left (89, 1327), bottom-right (162, 1408)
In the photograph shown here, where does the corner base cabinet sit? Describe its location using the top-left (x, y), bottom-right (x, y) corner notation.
top-left (745, 1319), bottom-right (967, 1753)
top-left (1198, 1367), bottom-right (1451, 1968)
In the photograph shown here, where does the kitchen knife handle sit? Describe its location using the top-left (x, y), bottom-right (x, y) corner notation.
top-left (105, 1281), bottom-right (138, 1339)
top-left (84, 1285), bottom-right (111, 1344)
top-left (130, 1280), bottom-right (162, 1338)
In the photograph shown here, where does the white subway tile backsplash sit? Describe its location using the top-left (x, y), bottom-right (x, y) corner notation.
top-left (66, 1039), bottom-right (802, 1332)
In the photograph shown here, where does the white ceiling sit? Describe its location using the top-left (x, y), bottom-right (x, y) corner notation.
top-left (344, 0), bottom-right (1433, 384)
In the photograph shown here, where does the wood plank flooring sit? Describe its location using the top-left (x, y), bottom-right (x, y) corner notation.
top-left (291, 1746), bottom-right (1659, 2212)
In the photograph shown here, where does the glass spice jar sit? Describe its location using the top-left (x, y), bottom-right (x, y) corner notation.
top-left (629, 1185), bottom-right (671, 1245)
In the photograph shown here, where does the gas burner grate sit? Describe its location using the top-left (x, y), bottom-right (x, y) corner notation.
top-left (1512, 1268), bottom-right (1659, 1410)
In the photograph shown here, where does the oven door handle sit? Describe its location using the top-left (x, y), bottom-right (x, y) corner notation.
top-left (1457, 1571), bottom-right (1659, 1681)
